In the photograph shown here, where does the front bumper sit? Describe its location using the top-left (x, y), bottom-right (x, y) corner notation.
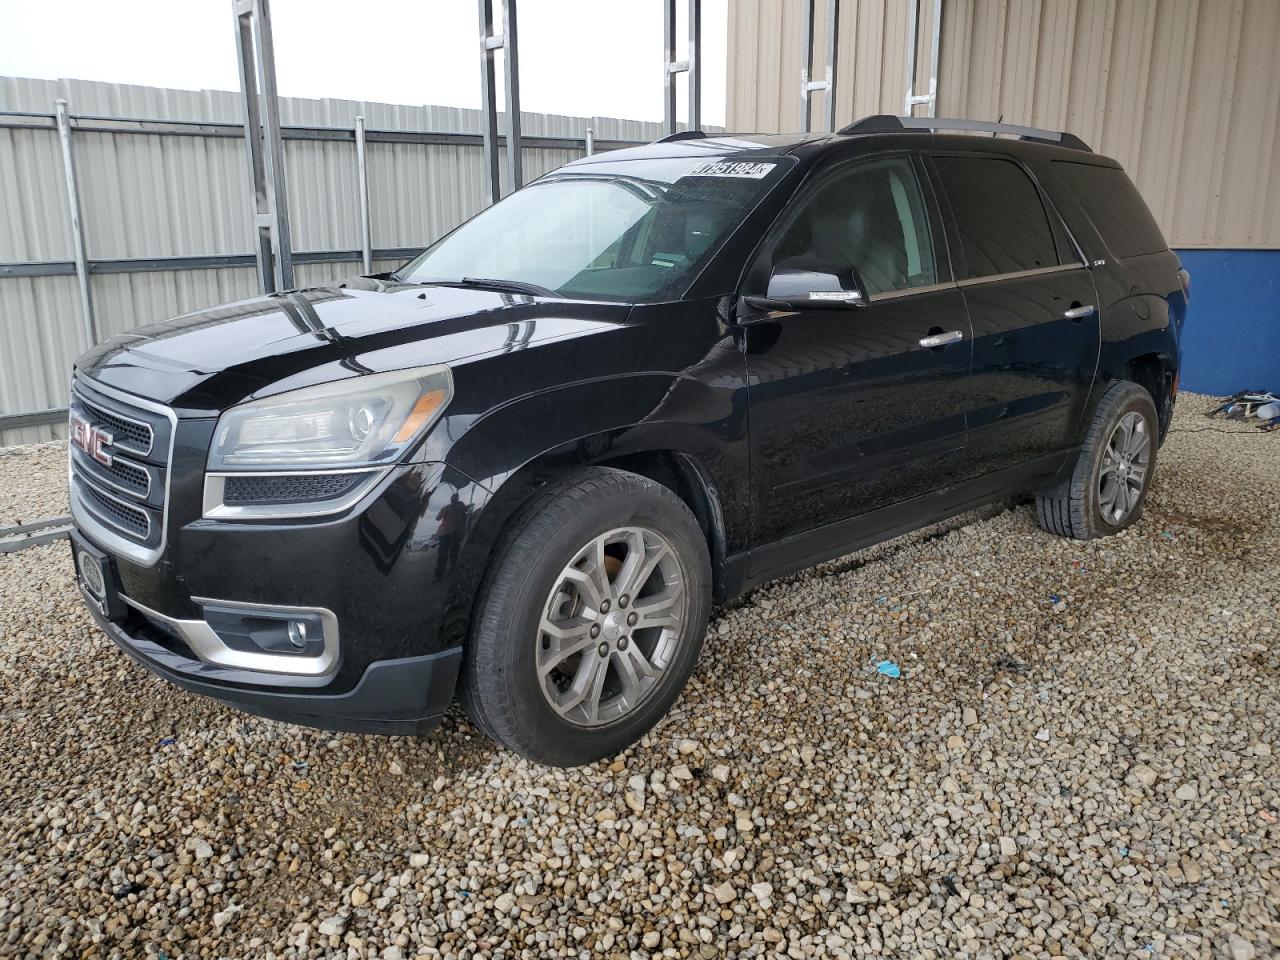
top-left (84, 591), bottom-right (462, 734)
top-left (68, 451), bottom-right (487, 735)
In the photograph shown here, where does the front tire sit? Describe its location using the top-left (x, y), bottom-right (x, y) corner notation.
top-left (1036, 381), bottom-right (1159, 539)
top-left (460, 467), bottom-right (711, 766)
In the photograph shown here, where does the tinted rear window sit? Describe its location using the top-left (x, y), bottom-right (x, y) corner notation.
top-left (933, 156), bottom-right (1063, 279)
top-left (1053, 162), bottom-right (1167, 258)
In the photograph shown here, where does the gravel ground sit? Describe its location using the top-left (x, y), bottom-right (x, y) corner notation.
top-left (0, 393), bottom-right (1277, 960)
top-left (0, 441), bottom-right (67, 525)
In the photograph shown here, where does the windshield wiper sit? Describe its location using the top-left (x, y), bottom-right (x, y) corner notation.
top-left (459, 276), bottom-right (558, 297)
top-left (410, 277), bottom-right (553, 297)
top-left (404, 276), bottom-right (560, 298)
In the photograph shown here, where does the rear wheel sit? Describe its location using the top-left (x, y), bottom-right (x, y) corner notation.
top-left (460, 468), bottom-right (711, 766)
top-left (1036, 381), bottom-right (1159, 539)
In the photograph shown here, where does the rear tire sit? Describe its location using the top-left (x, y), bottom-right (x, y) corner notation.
top-left (1036, 381), bottom-right (1159, 540)
top-left (460, 467), bottom-right (711, 766)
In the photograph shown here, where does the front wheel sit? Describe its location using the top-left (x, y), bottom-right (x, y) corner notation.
top-left (1036, 381), bottom-right (1159, 540)
top-left (460, 468), bottom-right (711, 766)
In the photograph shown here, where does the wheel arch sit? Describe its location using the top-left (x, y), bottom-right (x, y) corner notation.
top-left (1125, 351), bottom-right (1176, 438)
top-left (465, 442), bottom-right (733, 608)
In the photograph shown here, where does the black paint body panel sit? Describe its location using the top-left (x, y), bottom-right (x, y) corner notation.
top-left (70, 131), bottom-right (1185, 732)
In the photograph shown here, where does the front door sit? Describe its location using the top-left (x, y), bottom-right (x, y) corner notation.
top-left (742, 154), bottom-right (973, 552)
top-left (928, 153), bottom-right (1101, 475)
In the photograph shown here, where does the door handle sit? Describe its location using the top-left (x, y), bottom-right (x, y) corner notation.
top-left (1063, 303), bottom-right (1096, 320)
top-left (919, 330), bottom-right (964, 348)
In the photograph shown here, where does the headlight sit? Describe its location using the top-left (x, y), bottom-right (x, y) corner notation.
top-left (209, 365), bottom-right (452, 470)
top-left (203, 365), bottom-right (452, 520)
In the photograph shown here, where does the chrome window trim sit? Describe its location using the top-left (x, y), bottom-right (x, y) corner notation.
top-left (202, 466), bottom-right (390, 520)
top-left (955, 263), bottom-right (1082, 288)
top-left (868, 280), bottom-right (958, 303)
top-left (72, 384), bottom-right (155, 456)
top-left (68, 373), bottom-right (176, 566)
top-left (121, 594), bottom-right (340, 678)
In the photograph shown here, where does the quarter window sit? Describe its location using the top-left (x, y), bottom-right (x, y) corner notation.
top-left (933, 156), bottom-right (1062, 279)
top-left (1054, 162), bottom-right (1168, 258)
top-left (772, 157), bottom-right (936, 296)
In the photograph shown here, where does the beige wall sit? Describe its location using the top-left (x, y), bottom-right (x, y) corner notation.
top-left (726, 0), bottom-right (1280, 248)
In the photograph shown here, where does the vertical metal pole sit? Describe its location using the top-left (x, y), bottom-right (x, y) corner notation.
top-left (687, 0), bottom-right (701, 132)
top-left (253, 0), bottom-right (293, 291)
top-left (354, 115), bottom-right (372, 274)
top-left (233, 0), bottom-right (294, 293)
top-left (800, 0), bottom-right (839, 133)
top-left (478, 0), bottom-right (503, 204)
top-left (822, 0), bottom-right (840, 132)
top-left (55, 99), bottom-right (96, 347)
top-left (926, 0), bottom-right (942, 117)
top-left (233, 0), bottom-right (273, 293)
top-left (501, 0), bottom-right (522, 193)
top-left (663, 0), bottom-right (678, 135)
top-left (800, 0), bottom-right (816, 133)
top-left (584, 127), bottom-right (595, 157)
top-left (904, 0), bottom-right (919, 116)
top-left (904, 0), bottom-right (941, 116)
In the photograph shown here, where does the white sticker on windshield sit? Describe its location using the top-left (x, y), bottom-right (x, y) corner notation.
top-left (684, 159), bottom-right (776, 179)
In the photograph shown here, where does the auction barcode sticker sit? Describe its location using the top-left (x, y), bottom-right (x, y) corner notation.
top-left (685, 159), bottom-right (776, 179)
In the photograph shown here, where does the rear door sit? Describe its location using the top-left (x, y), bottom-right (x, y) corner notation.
top-left (742, 154), bottom-right (973, 551)
top-left (928, 153), bottom-right (1100, 476)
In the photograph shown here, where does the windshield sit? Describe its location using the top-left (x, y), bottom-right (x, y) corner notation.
top-left (397, 155), bottom-right (791, 302)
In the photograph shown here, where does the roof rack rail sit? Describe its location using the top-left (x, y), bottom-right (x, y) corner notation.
top-left (838, 115), bottom-right (1092, 152)
top-left (655, 130), bottom-right (708, 143)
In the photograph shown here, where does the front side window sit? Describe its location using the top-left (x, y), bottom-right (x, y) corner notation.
top-left (771, 156), bottom-right (937, 297)
top-left (933, 156), bottom-right (1062, 279)
top-left (398, 155), bottom-right (791, 302)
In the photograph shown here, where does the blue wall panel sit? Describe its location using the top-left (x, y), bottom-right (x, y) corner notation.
top-left (1175, 249), bottom-right (1279, 396)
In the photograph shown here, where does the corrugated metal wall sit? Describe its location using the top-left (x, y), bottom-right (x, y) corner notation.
top-left (726, 0), bottom-right (1280, 249)
top-left (0, 76), bottom-right (684, 446)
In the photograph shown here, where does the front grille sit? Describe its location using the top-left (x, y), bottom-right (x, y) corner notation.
top-left (71, 445), bottom-right (151, 498)
top-left (69, 376), bottom-right (174, 559)
top-left (80, 480), bottom-right (150, 538)
top-left (76, 394), bottom-right (153, 455)
top-left (223, 472), bottom-right (363, 505)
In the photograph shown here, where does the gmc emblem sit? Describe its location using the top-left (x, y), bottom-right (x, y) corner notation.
top-left (71, 415), bottom-right (114, 466)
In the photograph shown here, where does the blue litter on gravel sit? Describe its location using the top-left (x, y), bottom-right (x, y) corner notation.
top-left (158, 737), bottom-right (175, 746)
top-left (876, 660), bottom-right (902, 679)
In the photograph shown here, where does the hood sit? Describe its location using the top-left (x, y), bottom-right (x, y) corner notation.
top-left (76, 278), bottom-right (630, 413)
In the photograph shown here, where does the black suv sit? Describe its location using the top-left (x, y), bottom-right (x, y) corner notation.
top-left (69, 116), bottom-right (1188, 766)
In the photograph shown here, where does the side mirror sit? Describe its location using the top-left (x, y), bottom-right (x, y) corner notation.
top-left (740, 265), bottom-right (867, 319)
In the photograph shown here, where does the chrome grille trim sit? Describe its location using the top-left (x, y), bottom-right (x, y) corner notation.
top-left (72, 387), bottom-right (154, 456)
top-left (76, 472), bottom-right (152, 540)
top-left (68, 374), bottom-right (177, 566)
top-left (69, 444), bottom-right (152, 501)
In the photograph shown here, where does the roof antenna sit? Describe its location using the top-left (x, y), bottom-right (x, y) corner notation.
top-left (994, 114), bottom-right (1003, 137)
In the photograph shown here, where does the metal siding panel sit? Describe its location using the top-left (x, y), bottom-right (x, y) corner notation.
top-left (0, 77), bottom-right (693, 438)
top-left (730, 0), bottom-right (1279, 248)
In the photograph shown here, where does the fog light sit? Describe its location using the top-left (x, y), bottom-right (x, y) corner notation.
top-left (201, 604), bottom-right (326, 657)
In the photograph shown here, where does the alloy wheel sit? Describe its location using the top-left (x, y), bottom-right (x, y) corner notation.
top-left (536, 526), bottom-right (687, 727)
top-left (1098, 410), bottom-right (1151, 524)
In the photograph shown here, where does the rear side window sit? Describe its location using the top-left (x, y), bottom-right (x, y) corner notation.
top-left (1053, 162), bottom-right (1167, 258)
top-left (932, 156), bottom-right (1062, 279)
